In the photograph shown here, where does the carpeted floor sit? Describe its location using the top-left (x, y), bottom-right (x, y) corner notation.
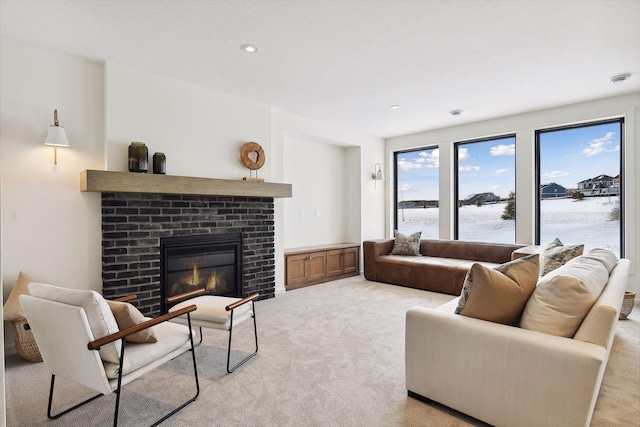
top-left (5, 275), bottom-right (640, 426)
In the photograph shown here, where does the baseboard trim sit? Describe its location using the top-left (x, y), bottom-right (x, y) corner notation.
top-left (407, 390), bottom-right (431, 404)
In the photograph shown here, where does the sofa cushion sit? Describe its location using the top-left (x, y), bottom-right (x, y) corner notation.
top-left (3, 271), bottom-right (35, 321)
top-left (520, 255), bottom-right (609, 337)
top-left (103, 321), bottom-right (192, 379)
top-left (107, 300), bottom-right (158, 343)
top-left (455, 254), bottom-right (539, 325)
top-left (540, 238), bottom-right (583, 276)
top-left (582, 248), bottom-right (617, 274)
top-left (391, 231), bottom-right (421, 255)
top-left (28, 282), bottom-right (122, 363)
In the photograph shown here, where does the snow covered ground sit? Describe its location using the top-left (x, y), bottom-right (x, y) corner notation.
top-left (397, 197), bottom-right (621, 256)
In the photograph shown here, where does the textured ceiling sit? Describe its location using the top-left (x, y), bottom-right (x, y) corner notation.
top-left (1, 0), bottom-right (639, 138)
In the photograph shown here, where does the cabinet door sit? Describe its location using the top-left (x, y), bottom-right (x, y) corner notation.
top-left (326, 250), bottom-right (343, 276)
top-left (286, 253), bottom-right (310, 286)
top-left (342, 247), bottom-right (359, 274)
top-left (306, 251), bottom-right (327, 281)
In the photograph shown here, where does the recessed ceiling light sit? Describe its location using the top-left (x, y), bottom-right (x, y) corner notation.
top-left (610, 74), bottom-right (631, 85)
top-left (389, 105), bottom-right (401, 110)
top-left (450, 110), bottom-right (462, 116)
top-left (241, 44), bottom-right (258, 53)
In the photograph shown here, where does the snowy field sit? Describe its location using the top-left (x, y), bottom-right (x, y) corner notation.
top-left (397, 197), bottom-right (621, 256)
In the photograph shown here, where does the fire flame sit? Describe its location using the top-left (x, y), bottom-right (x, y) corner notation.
top-left (192, 264), bottom-right (199, 286)
top-left (207, 271), bottom-right (217, 291)
top-left (186, 264), bottom-right (217, 291)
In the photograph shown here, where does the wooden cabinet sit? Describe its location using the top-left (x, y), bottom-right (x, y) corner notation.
top-left (327, 247), bottom-right (359, 277)
top-left (285, 251), bottom-right (326, 288)
top-left (285, 243), bottom-right (360, 290)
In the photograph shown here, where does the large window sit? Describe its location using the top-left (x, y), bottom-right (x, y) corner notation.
top-left (394, 147), bottom-right (439, 238)
top-left (536, 119), bottom-right (623, 257)
top-left (454, 135), bottom-right (516, 243)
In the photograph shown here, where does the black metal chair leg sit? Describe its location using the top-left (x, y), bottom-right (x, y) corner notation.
top-left (48, 320), bottom-right (199, 427)
top-left (150, 312), bottom-right (200, 427)
top-left (227, 301), bottom-right (259, 373)
top-left (113, 338), bottom-right (127, 427)
top-left (47, 374), bottom-right (104, 420)
top-left (195, 326), bottom-right (204, 347)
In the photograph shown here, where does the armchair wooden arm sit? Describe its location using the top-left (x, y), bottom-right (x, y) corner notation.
top-left (226, 293), bottom-right (259, 311)
top-left (166, 288), bottom-right (206, 304)
top-left (88, 304), bottom-right (197, 351)
top-left (112, 294), bottom-right (137, 303)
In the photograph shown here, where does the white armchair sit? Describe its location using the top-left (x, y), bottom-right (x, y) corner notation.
top-left (20, 282), bottom-right (200, 427)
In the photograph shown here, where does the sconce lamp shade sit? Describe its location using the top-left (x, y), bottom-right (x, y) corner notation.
top-left (372, 163), bottom-right (385, 188)
top-left (44, 126), bottom-right (70, 147)
top-left (44, 109), bottom-right (69, 147)
top-left (44, 109), bottom-right (69, 165)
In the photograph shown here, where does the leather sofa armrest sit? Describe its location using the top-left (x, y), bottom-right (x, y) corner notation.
top-left (363, 239), bottom-right (394, 281)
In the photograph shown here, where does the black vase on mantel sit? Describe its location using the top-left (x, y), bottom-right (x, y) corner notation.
top-left (153, 152), bottom-right (166, 174)
top-left (128, 142), bottom-right (148, 173)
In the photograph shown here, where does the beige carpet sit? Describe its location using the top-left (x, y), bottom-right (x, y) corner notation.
top-left (5, 276), bottom-right (640, 426)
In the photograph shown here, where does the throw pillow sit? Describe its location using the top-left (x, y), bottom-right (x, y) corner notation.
top-left (106, 300), bottom-right (158, 343)
top-left (520, 255), bottom-right (609, 338)
top-left (391, 231), bottom-right (421, 256)
top-left (455, 254), bottom-right (539, 326)
top-left (28, 282), bottom-right (122, 363)
top-left (3, 271), bottom-right (36, 321)
top-left (539, 237), bottom-right (583, 276)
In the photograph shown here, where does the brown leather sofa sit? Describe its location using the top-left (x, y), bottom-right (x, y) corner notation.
top-left (363, 239), bottom-right (531, 295)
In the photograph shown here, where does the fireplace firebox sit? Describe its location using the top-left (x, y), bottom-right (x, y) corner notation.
top-left (160, 233), bottom-right (242, 314)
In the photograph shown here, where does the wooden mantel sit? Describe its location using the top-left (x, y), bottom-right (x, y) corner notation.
top-left (80, 169), bottom-right (292, 198)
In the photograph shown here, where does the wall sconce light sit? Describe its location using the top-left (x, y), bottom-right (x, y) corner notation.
top-left (44, 109), bottom-right (70, 165)
top-left (372, 163), bottom-right (385, 188)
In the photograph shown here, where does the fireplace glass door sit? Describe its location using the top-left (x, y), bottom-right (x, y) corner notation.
top-left (160, 233), bottom-right (242, 313)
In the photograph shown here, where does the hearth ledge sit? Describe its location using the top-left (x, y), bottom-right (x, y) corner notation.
top-left (80, 169), bottom-right (292, 198)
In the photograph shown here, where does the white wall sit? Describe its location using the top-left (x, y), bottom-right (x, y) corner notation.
top-left (105, 62), bottom-right (272, 178)
top-left (271, 109), bottom-right (385, 276)
top-left (0, 37), bottom-right (105, 296)
top-left (0, 37), bottom-right (105, 351)
top-left (386, 93), bottom-right (640, 295)
top-left (283, 135), bottom-right (348, 247)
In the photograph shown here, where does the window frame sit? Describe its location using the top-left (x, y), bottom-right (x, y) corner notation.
top-left (534, 117), bottom-right (625, 256)
top-left (453, 134), bottom-right (517, 242)
top-left (393, 146), bottom-right (439, 234)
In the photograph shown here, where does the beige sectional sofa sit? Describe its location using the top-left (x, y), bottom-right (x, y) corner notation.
top-left (405, 255), bottom-right (630, 427)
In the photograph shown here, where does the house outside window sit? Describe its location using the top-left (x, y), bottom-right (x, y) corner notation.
top-left (536, 119), bottom-right (623, 257)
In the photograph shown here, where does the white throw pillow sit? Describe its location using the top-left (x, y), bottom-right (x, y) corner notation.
top-left (28, 282), bottom-right (122, 363)
top-left (520, 256), bottom-right (609, 337)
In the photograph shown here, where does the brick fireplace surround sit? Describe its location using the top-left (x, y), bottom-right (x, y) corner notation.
top-left (101, 192), bottom-right (275, 315)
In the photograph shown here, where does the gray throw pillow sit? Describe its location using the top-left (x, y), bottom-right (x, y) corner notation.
top-left (391, 231), bottom-right (422, 256)
top-left (540, 237), bottom-right (584, 276)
